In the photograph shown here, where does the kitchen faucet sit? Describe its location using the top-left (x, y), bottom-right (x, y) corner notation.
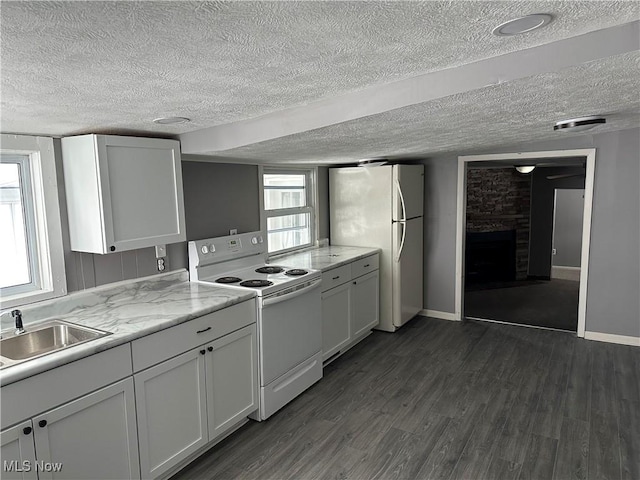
top-left (0, 309), bottom-right (26, 335)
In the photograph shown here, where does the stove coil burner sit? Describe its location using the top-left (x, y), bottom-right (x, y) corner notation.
top-left (285, 269), bottom-right (308, 276)
top-left (216, 277), bottom-right (242, 284)
top-left (255, 266), bottom-right (284, 274)
top-left (240, 279), bottom-right (274, 288)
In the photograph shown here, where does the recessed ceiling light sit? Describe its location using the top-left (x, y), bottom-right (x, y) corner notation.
top-left (554, 116), bottom-right (606, 133)
top-left (493, 14), bottom-right (553, 36)
top-left (153, 116), bottom-right (191, 125)
top-left (515, 166), bottom-right (536, 174)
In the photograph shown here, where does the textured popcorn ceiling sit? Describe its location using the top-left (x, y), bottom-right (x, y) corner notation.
top-left (1, 1), bottom-right (639, 162)
top-left (218, 52), bottom-right (640, 163)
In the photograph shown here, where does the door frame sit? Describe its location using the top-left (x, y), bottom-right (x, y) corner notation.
top-left (454, 148), bottom-right (596, 337)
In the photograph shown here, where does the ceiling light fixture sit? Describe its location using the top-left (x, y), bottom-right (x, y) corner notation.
top-left (554, 116), bottom-right (606, 133)
top-left (515, 166), bottom-right (536, 174)
top-left (153, 116), bottom-right (191, 125)
top-left (357, 158), bottom-right (388, 167)
top-left (492, 13), bottom-right (553, 36)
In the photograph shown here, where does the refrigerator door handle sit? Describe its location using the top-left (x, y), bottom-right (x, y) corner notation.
top-left (395, 220), bottom-right (407, 263)
top-left (395, 178), bottom-right (407, 222)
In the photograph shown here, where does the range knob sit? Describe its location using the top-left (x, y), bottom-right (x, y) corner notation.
top-left (251, 237), bottom-right (258, 245)
top-left (209, 244), bottom-right (216, 253)
top-left (201, 245), bottom-right (209, 254)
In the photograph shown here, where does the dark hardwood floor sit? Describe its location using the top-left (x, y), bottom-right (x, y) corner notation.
top-left (171, 316), bottom-right (640, 480)
top-left (465, 279), bottom-right (580, 331)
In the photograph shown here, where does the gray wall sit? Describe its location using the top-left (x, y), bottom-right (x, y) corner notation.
top-left (181, 161), bottom-right (260, 239)
top-left (552, 189), bottom-right (584, 268)
top-left (422, 156), bottom-right (459, 313)
top-left (421, 127), bottom-right (640, 338)
top-left (317, 166), bottom-right (330, 240)
top-left (529, 166), bottom-right (585, 277)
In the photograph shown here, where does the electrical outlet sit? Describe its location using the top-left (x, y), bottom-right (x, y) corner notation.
top-left (552, 248), bottom-right (557, 255)
top-left (157, 258), bottom-right (166, 272)
top-left (230, 229), bottom-right (238, 235)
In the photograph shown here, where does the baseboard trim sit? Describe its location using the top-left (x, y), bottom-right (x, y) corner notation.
top-left (419, 309), bottom-right (459, 321)
top-left (584, 331), bottom-right (640, 346)
top-left (551, 266), bottom-right (581, 282)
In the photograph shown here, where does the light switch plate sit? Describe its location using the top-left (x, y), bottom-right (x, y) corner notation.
top-left (155, 244), bottom-right (167, 258)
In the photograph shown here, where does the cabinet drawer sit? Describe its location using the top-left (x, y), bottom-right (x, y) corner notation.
top-left (1, 343), bottom-right (132, 430)
top-left (321, 264), bottom-right (352, 291)
top-left (351, 254), bottom-right (379, 278)
top-left (132, 299), bottom-right (256, 372)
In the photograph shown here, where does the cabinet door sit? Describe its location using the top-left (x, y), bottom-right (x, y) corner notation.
top-left (96, 135), bottom-right (186, 252)
top-left (1, 421), bottom-right (37, 480)
top-left (351, 270), bottom-right (380, 338)
top-left (32, 378), bottom-right (139, 480)
top-left (205, 324), bottom-right (258, 439)
top-left (321, 282), bottom-right (351, 362)
top-left (135, 348), bottom-right (208, 479)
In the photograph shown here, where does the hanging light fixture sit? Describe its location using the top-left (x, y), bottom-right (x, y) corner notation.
top-left (515, 166), bottom-right (536, 174)
top-left (554, 116), bottom-right (606, 133)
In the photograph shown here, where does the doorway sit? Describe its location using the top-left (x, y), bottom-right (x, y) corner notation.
top-left (454, 149), bottom-right (596, 337)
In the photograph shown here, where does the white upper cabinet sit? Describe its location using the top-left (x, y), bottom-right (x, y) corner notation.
top-left (61, 135), bottom-right (186, 254)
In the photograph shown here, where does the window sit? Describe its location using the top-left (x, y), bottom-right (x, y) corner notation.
top-left (261, 168), bottom-right (316, 254)
top-left (0, 135), bottom-right (66, 308)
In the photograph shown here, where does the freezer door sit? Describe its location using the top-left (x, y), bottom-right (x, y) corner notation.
top-left (392, 216), bottom-right (424, 328)
top-left (393, 165), bottom-right (424, 221)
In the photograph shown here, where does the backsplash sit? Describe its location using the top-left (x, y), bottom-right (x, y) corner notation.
top-left (65, 243), bottom-right (188, 292)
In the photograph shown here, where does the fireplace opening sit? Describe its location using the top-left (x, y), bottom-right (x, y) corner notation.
top-left (465, 230), bottom-right (516, 284)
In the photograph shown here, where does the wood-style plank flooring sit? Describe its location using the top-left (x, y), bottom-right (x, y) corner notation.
top-left (171, 317), bottom-right (640, 480)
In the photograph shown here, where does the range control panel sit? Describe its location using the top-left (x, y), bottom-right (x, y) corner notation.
top-left (188, 231), bottom-right (266, 270)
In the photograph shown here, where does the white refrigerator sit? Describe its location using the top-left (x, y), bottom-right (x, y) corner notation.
top-left (329, 164), bottom-right (424, 332)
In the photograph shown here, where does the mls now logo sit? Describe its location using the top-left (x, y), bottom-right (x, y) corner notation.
top-left (4, 460), bottom-right (63, 473)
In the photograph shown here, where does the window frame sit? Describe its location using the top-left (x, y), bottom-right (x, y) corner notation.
top-left (0, 135), bottom-right (67, 308)
top-left (259, 166), bottom-right (318, 257)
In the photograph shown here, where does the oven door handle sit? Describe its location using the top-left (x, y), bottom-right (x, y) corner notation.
top-left (262, 279), bottom-right (322, 307)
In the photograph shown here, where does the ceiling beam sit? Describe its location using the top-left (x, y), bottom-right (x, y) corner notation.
top-left (180, 21), bottom-right (639, 155)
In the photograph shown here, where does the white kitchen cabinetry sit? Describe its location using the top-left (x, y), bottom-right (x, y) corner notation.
top-left (321, 282), bottom-right (351, 361)
top-left (134, 321), bottom-right (258, 479)
top-left (134, 348), bottom-right (208, 479)
top-left (1, 378), bottom-right (140, 480)
top-left (61, 134), bottom-right (186, 254)
top-left (321, 254), bottom-right (379, 363)
top-left (351, 270), bottom-right (380, 339)
top-left (0, 420), bottom-right (37, 480)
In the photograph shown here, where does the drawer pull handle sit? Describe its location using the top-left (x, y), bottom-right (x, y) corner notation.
top-left (200, 349), bottom-right (206, 355)
top-left (364, 264), bottom-right (370, 267)
top-left (38, 420), bottom-right (47, 428)
top-left (332, 276), bottom-right (340, 280)
top-left (23, 427), bottom-right (32, 435)
top-left (196, 327), bottom-right (211, 334)
top-left (207, 346), bottom-right (213, 352)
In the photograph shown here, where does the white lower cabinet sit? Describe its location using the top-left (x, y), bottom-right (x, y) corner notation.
top-left (351, 270), bottom-right (380, 338)
top-left (1, 420), bottom-right (37, 480)
top-left (321, 254), bottom-right (380, 363)
top-left (134, 348), bottom-right (208, 479)
top-left (321, 282), bottom-right (351, 361)
top-left (1, 378), bottom-right (140, 480)
top-left (135, 324), bottom-right (258, 479)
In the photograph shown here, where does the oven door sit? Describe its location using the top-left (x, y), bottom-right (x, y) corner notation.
top-left (259, 278), bottom-right (322, 386)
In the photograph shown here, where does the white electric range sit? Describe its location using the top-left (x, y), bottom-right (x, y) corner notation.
top-left (188, 231), bottom-right (322, 420)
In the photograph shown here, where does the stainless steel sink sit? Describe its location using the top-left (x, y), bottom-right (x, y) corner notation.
top-left (0, 320), bottom-right (110, 365)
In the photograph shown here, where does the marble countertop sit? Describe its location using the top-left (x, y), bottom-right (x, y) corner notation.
top-left (0, 271), bottom-right (255, 386)
top-left (273, 245), bottom-right (381, 272)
